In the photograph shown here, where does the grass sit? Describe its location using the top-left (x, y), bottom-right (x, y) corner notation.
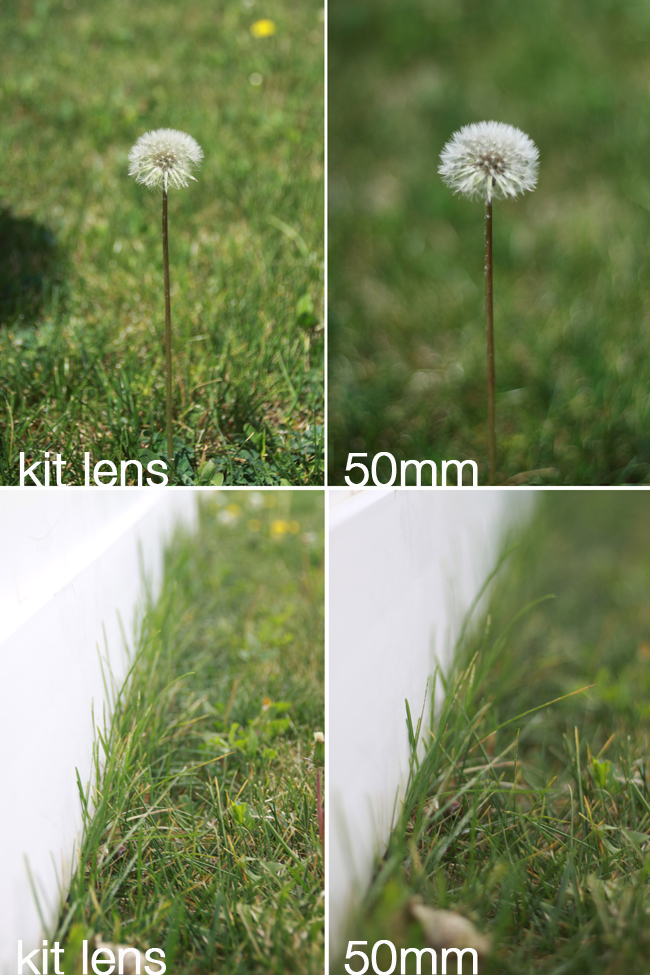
top-left (53, 489), bottom-right (324, 974)
top-left (340, 492), bottom-right (650, 973)
top-left (0, 0), bottom-right (324, 485)
top-left (328, 0), bottom-right (650, 485)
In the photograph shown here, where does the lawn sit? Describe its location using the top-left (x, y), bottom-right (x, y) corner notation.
top-left (341, 493), bottom-right (650, 973)
top-left (328, 0), bottom-right (650, 485)
top-left (54, 489), bottom-right (324, 974)
top-left (0, 0), bottom-right (324, 485)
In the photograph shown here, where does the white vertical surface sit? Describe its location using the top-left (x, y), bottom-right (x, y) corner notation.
top-left (328, 489), bottom-right (535, 953)
top-left (0, 491), bottom-right (198, 975)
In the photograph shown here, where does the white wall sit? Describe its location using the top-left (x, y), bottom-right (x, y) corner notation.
top-left (0, 491), bottom-right (198, 975)
top-left (328, 488), bottom-right (535, 954)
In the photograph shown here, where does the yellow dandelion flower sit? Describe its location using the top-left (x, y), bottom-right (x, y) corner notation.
top-left (251, 19), bottom-right (276, 38)
top-left (271, 519), bottom-right (290, 536)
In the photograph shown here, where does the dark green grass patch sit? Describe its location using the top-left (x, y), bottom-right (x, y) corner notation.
top-left (0, 0), bottom-right (324, 485)
top-left (328, 0), bottom-right (650, 485)
top-left (343, 493), bottom-right (650, 973)
top-left (56, 490), bottom-right (324, 974)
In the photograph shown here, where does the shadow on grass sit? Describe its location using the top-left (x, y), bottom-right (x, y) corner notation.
top-left (0, 206), bottom-right (68, 326)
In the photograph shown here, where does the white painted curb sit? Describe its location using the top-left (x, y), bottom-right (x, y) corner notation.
top-left (328, 489), bottom-right (535, 954)
top-left (0, 491), bottom-right (198, 975)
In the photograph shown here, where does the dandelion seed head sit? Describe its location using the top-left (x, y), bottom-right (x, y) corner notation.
top-left (128, 128), bottom-right (204, 192)
top-left (438, 121), bottom-right (538, 204)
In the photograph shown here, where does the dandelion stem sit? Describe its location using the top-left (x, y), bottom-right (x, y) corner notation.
top-left (485, 197), bottom-right (496, 484)
top-left (162, 185), bottom-right (173, 465)
top-left (440, 123), bottom-right (538, 482)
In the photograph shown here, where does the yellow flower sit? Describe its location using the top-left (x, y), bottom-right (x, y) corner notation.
top-left (271, 519), bottom-right (290, 536)
top-left (251, 19), bottom-right (276, 37)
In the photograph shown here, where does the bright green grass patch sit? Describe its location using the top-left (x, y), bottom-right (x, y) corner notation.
top-left (344, 493), bottom-right (650, 973)
top-left (329, 0), bottom-right (650, 485)
top-left (56, 490), bottom-right (324, 974)
top-left (0, 0), bottom-right (324, 485)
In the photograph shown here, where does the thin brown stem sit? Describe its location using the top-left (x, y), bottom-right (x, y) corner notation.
top-left (485, 196), bottom-right (496, 484)
top-left (162, 185), bottom-right (173, 465)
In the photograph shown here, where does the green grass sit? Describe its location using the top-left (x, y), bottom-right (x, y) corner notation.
top-left (54, 490), bottom-right (324, 974)
top-left (341, 493), bottom-right (650, 973)
top-left (328, 0), bottom-right (650, 485)
top-left (0, 0), bottom-right (324, 485)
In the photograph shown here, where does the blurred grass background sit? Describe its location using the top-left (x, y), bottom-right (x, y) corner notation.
top-left (0, 0), bottom-right (324, 485)
top-left (464, 491), bottom-right (650, 736)
top-left (59, 489), bottom-right (324, 974)
top-left (328, 0), bottom-right (650, 485)
top-left (345, 492), bottom-right (650, 972)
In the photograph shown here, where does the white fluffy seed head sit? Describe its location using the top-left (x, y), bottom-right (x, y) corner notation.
top-left (438, 121), bottom-right (538, 204)
top-left (128, 128), bottom-right (204, 192)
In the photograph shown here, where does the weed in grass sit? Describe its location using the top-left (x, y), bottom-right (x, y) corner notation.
top-left (328, 0), bottom-right (650, 485)
top-left (56, 490), bottom-right (324, 974)
top-left (128, 128), bottom-right (204, 465)
top-left (342, 493), bottom-right (650, 973)
top-left (0, 0), bottom-right (324, 485)
top-left (439, 122), bottom-right (539, 484)
top-left (251, 21), bottom-right (278, 40)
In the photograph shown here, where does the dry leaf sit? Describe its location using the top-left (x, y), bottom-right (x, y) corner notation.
top-left (93, 938), bottom-right (145, 975)
top-left (408, 900), bottom-right (491, 959)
